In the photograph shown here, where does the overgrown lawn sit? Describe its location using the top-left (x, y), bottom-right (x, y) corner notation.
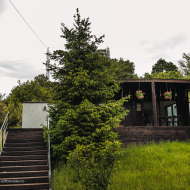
top-left (52, 141), bottom-right (190, 190)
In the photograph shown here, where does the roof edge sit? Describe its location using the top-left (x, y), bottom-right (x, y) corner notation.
top-left (116, 79), bottom-right (190, 83)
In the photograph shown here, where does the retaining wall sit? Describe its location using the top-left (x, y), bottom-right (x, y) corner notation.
top-left (114, 126), bottom-right (190, 146)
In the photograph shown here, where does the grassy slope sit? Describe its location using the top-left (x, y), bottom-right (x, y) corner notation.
top-left (52, 141), bottom-right (190, 190)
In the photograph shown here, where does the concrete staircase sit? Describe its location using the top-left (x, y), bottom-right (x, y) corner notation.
top-left (0, 128), bottom-right (49, 190)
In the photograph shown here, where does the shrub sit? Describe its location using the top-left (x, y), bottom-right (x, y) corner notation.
top-left (67, 140), bottom-right (121, 190)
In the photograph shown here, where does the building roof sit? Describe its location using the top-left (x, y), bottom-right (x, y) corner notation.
top-left (116, 79), bottom-right (190, 83)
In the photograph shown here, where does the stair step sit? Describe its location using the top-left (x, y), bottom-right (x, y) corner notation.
top-left (0, 170), bottom-right (48, 178)
top-left (7, 137), bottom-right (44, 141)
top-left (7, 132), bottom-right (43, 134)
top-left (0, 176), bottom-right (48, 184)
top-left (3, 146), bottom-right (47, 151)
top-left (0, 128), bottom-right (49, 189)
top-left (7, 129), bottom-right (44, 135)
top-left (0, 165), bottom-right (48, 172)
top-left (4, 142), bottom-right (46, 147)
top-left (0, 182), bottom-right (49, 190)
top-left (0, 155), bottom-right (47, 161)
top-left (0, 160), bottom-right (48, 167)
top-left (1, 150), bottom-right (47, 156)
top-left (7, 133), bottom-right (43, 137)
top-left (6, 139), bottom-right (44, 143)
top-left (8, 128), bottom-right (43, 131)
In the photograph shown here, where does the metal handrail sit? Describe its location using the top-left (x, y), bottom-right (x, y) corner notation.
top-left (47, 117), bottom-right (51, 190)
top-left (0, 111), bottom-right (9, 155)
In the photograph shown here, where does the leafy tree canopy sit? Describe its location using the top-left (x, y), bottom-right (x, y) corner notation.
top-left (4, 74), bottom-right (52, 104)
top-left (2, 74), bottom-right (52, 127)
top-left (111, 58), bottom-right (137, 79)
top-left (0, 101), bottom-right (6, 126)
top-left (44, 9), bottom-right (128, 162)
top-left (151, 58), bottom-right (178, 74)
top-left (178, 52), bottom-right (190, 77)
top-left (142, 70), bottom-right (184, 79)
top-left (34, 74), bottom-right (50, 88)
top-left (0, 93), bottom-right (5, 101)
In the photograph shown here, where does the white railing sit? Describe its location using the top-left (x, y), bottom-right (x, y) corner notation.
top-left (0, 111), bottom-right (9, 155)
top-left (47, 117), bottom-right (51, 190)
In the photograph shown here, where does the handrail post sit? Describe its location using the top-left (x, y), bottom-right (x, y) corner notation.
top-left (8, 113), bottom-right (9, 129)
top-left (1, 122), bottom-right (2, 154)
top-left (0, 112), bottom-right (9, 155)
top-left (48, 117), bottom-right (51, 190)
top-left (1, 129), bottom-right (3, 153)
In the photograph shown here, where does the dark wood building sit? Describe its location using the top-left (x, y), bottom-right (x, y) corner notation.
top-left (115, 79), bottom-right (190, 145)
top-left (119, 79), bottom-right (190, 127)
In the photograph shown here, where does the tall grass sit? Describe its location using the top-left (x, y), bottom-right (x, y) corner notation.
top-left (52, 141), bottom-right (190, 190)
top-left (52, 162), bottom-right (82, 190)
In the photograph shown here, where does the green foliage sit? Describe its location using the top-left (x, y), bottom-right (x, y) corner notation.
top-left (163, 91), bottom-right (172, 98)
top-left (4, 79), bottom-right (51, 104)
top-left (0, 93), bottom-right (5, 101)
top-left (151, 58), bottom-right (178, 74)
top-left (2, 74), bottom-right (52, 128)
top-left (52, 162), bottom-right (82, 190)
top-left (178, 52), bottom-right (190, 77)
top-left (141, 72), bottom-right (153, 79)
top-left (111, 141), bottom-right (190, 190)
top-left (34, 74), bottom-right (50, 88)
top-left (111, 58), bottom-right (137, 79)
top-left (7, 102), bottom-right (22, 127)
top-left (0, 101), bottom-right (22, 128)
top-left (52, 141), bottom-right (190, 190)
top-left (67, 141), bottom-right (121, 190)
top-left (143, 70), bottom-right (184, 79)
top-left (44, 98), bottom-right (128, 162)
top-left (135, 90), bottom-right (145, 97)
top-left (44, 9), bottom-right (129, 162)
top-left (0, 102), bottom-right (7, 127)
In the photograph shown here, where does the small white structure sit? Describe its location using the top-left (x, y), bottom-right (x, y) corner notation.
top-left (22, 102), bottom-right (49, 128)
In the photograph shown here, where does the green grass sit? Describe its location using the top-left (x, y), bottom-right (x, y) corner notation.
top-left (52, 141), bottom-right (190, 190)
top-left (51, 162), bottom-right (82, 190)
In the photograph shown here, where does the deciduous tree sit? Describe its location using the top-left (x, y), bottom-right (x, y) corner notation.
top-left (0, 93), bottom-right (5, 101)
top-left (5, 76), bottom-right (52, 104)
top-left (178, 52), bottom-right (190, 77)
top-left (143, 71), bottom-right (184, 79)
top-left (3, 75), bottom-right (52, 127)
top-left (151, 58), bottom-right (178, 74)
top-left (111, 58), bottom-right (137, 79)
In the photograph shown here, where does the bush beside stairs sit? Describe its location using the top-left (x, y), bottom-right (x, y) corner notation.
top-left (0, 128), bottom-right (49, 190)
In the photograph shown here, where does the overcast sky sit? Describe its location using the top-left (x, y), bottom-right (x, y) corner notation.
top-left (1, 0), bottom-right (190, 96)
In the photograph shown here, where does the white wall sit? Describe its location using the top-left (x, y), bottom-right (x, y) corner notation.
top-left (22, 102), bottom-right (49, 128)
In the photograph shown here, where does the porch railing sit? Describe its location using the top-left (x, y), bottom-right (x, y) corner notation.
top-left (0, 111), bottom-right (9, 155)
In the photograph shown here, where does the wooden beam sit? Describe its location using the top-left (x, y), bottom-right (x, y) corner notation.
top-left (151, 82), bottom-right (158, 126)
top-left (116, 79), bottom-right (190, 83)
top-left (121, 87), bottom-right (126, 126)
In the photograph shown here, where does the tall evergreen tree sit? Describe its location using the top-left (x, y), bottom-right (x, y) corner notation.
top-left (45, 9), bottom-right (128, 162)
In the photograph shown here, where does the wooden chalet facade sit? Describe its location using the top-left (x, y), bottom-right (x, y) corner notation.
top-left (115, 79), bottom-right (190, 145)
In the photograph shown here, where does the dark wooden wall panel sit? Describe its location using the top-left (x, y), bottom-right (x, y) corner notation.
top-left (124, 101), bottom-right (134, 126)
top-left (114, 126), bottom-right (190, 146)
